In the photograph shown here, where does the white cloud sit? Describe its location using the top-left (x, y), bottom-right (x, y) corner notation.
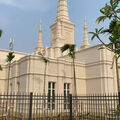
top-left (0, 0), bottom-right (14, 5)
top-left (0, 0), bottom-right (52, 11)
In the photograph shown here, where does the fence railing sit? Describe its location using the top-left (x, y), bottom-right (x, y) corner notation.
top-left (0, 93), bottom-right (120, 120)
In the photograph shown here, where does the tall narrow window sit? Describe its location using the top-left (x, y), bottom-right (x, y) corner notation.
top-left (48, 82), bottom-right (55, 110)
top-left (10, 83), bottom-right (12, 93)
top-left (17, 82), bottom-right (20, 93)
top-left (64, 83), bottom-right (70, 109)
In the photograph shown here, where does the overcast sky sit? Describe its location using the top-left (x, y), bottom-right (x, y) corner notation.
top-left (0, 0), bottom-right (109, 53)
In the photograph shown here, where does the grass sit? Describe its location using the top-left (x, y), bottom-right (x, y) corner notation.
top-left (0, 113), bottom-right (119, 120)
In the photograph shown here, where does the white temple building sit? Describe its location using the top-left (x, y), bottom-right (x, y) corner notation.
top-left (0, 0), bottom-right (119, 95)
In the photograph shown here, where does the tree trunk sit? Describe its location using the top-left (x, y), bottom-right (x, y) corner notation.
top-left (73, 59), bottom-right (77, 96)
top-left (43, 62), bottom-right (47, 119)
top-left (6, 63), bottom-right (11, 119)
top-left (7, 63), bottom-right (11, 95)
top-left (43, 62), bottom-right (47, 96)
top-left (115, 55), bottom-right (120, 105)
top-left (73, 58), bottom-right (78, 119)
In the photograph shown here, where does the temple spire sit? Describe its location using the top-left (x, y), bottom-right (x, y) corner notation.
top-left (50, 0), bottom-right (75, 48)
top-left (56, 0), bottom-right (70, 22)
top-left (35, 21), bottom-right (44, 53)
top-left (81, 18), bottom-right (90, 50)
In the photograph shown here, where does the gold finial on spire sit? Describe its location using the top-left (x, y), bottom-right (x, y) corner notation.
top-left (81, 17), bottom-right (90, 50)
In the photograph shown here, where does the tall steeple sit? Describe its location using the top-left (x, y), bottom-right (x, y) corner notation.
top-left (35, 21), bottom-right (44, 54)
top-left (56, 0), bottom-right (70, 22)
top-left (50, 0), bottom-right (75, 47)
top-left (81, 18), bottom-right (90, 50)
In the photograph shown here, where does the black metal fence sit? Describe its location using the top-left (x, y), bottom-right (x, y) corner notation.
top-left (0, 93), bottom-right (120, 120)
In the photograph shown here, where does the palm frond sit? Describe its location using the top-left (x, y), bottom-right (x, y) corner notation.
top-left (0, 65), bottom-right (2, 71)
top-left (98, 27), bottom-right (104, 33)
top-left (61, 44), bottom-right (76, 59)
top-left (100, 29), bottom-right (111, 34)
top-left (43, 58), bottom-right (49, 64)
top-left (96, 16), bottom-right (107, 23)
top-left (89, 32), bottom-right (97, 40)
top-left (0, 30), bottom-right (2, 37)
top-left (89, 28), bottom-right (104, 41)
top-left (69, 44), bottom-right (76, 52)
top-left (6, 52), bottom-right (15, 63)
top-left (39, 52), bottom-right (49, 64)
top-left (116, 8), bottom-right (120, 13)
top-left (61, 44), bottom-right (70, 53)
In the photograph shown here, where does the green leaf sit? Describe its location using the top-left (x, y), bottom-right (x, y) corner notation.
top-left (110, 0), bottom-right (113, 6)
top-left (0, 30), bottom-right (2, 37)
top-left (96, 16), bottom-right (108, 23)
top-left (91, 34), bottom-right (97, 40)
top-left (95, 28), bottom-right (98, 33)
top-left (6, 52), bottom-right (15, 63)
top-left (89, 32), bottom-right (97, 40)
top-left (61, 44), bottom-right (70, 53)
top-left (98, 27), bottom-right (104, 32)
top-left (112, 0), bottom-right (119, 10)
top-left (90, 0), bottom-right (120, 56)
top-left (0, 65), bottom-right (2, 71)
top-left (88, 32), bottom-right (95, 34)
top-left (100, 29), bottom-right (111, 34)
top-left (116, 8), bottom-right (120, 13)
top-left (38, 52), bottom-right (49, 63)
top-left (61, 44), bottom-right (76, 59)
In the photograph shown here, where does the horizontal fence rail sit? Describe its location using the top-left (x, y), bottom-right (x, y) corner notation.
top-left (0, 93), bottom-right (120, 119)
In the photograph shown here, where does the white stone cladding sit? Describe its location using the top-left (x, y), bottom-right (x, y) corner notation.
top-left (0, 0), bottom-right (119, 95)
top-left (0, 44), bottom-right (119, 94)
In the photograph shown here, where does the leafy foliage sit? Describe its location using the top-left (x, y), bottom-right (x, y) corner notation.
top-left (38, 52), bottom-right (49, 64)
top-left (38, 52), bottom-right (49, 97)
top-left (61, 44), bottom-right (76, 59)
top-left (96, 0), bottom-right (120, 23)
top-left (6, 52), bottom-right (15, 63)
top-left (0, 30), bottom-right (2, 37)
top-left (0, 65), bottom-right (2, 71)
top-left (0, 29), bottom-right (2, 70)
top-left (111, 105), bottom-right (120, 116)
top-left (61, 44), bottom-right (77, 96)
top-left (89, 0), bottom-right (120, 95)
top-left (89, 0), bottom-right (120, 59)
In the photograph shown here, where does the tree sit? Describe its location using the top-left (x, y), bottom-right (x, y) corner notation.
top-left (5, 52), bottom-right (15, 119)
top-left (89, 0), bottom-right (120, 104)
top-left (0, 30), bottom-right (2, 71)
top-left (6, 52), bottom-right (15, 95)
top-left (38, 52), bottom-right (49, 96)
top-left (38, 52), bottom-right (49, 116)
top-left (61, 44), bottom-right (77, 96)
top-left (61, 44), bottom-right (78, 118)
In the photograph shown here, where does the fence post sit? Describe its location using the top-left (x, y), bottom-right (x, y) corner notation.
top-left (29, 92), bottom-right (33, 120)
top-left (69, 94), bottom-right (72, 120)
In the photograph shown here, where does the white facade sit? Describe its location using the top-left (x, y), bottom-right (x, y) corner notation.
top-left (0, 0), bottom-right (119, 95)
